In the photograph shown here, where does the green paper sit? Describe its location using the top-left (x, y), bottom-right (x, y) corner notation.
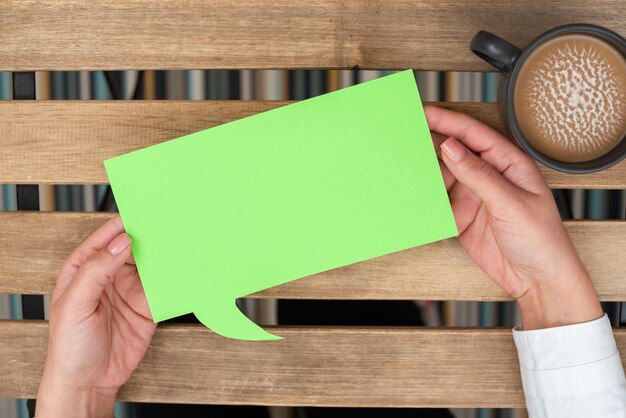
top-left (104, 70), bottom-right (457, 341)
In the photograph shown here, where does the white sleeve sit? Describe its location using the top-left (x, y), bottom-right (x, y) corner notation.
top-left (512, 313), bottom-right (626, 418)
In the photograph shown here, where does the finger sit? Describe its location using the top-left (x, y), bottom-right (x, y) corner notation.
top-left (60, 233), bottom-right (132, 317)
top-left (448, 181), bottom-right (482, 235)
top-left (424, 106), bottom-right (545, 191)
top-left (425, 105), bottom-right (520, 162)
top-left (431, 131), bottom-right (456, 190)
top-left (438, 159), bottom-right (456, 190)
top-left (441, 137), bottom-right (524, 215)
top-left (53, 215), bottom-right (125, 306)
top-left (112, 271), bottom-right (153, 320)
top-left (430, 130), bottom-right (448, 159)
top-left (103, 283), bottom-right (156, 341)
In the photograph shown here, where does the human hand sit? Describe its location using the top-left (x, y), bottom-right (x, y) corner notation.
top-left (425, 105), bottom-right (603, 330)
top-left (36, 215), bottom-right (156, 418)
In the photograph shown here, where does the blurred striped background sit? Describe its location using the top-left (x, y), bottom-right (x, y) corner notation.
top-left (1, 70), bottom-right (624, 418)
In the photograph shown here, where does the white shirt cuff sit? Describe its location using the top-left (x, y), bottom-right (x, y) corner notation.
top-left (512, 313), bottom-right (626, 417)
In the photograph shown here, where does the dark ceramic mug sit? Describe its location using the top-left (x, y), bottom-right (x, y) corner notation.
top-left (470, 24), bottom-right (626, 173)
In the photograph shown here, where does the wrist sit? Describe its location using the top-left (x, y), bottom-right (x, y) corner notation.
top-left (516, 266), bottom-right (603, 330)
top-left (36, 375), bottom-right (118, 418)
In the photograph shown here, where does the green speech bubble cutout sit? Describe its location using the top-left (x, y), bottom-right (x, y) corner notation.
top-left (104, 70), bottom-right (457, 340)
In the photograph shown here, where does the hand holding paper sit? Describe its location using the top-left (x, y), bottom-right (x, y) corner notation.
top-left (104, 70), bottom-right (457, 340)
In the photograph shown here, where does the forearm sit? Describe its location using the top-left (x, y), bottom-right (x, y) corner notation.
top-left (36, 377), bottom-right (117, 418)
top-left (516, 261), bottom-right (603, 330)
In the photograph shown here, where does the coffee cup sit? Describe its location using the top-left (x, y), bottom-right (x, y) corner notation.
top-left (471, 24), bottom-right (626, 173)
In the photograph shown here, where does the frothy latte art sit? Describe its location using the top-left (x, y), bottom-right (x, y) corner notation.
top-left (514, 34), bottom-right (626, 163)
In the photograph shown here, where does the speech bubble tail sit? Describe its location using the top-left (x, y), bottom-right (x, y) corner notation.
top-left (194, 301), bottom-right (282, 341)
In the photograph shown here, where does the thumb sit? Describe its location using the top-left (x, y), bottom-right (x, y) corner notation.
top-left (441, 137), bottom-right (520, 213)
top-left (62, 233), bottom-right (132, 316)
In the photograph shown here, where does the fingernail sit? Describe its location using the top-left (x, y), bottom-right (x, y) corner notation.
top-left (441, 137), bottom-right (467, 163)
top-left (107, 233), bottom-right (131, 255)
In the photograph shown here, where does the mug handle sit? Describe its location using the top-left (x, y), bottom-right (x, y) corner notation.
top-left (470, 30), bottom-right (523, 72)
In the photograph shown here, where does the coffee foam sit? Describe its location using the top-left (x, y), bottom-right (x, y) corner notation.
top-left (514, 34), bottom-right (626, 162)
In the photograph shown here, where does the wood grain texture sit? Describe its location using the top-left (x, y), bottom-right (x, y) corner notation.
top-left (1, 212), bottom-right (625, 301)
top-left (1, 0), bottom-right (625, 71)
top-left (7, 320), bottom-right (621, 406)
top-left (1, 100), bottom-right (624, 188)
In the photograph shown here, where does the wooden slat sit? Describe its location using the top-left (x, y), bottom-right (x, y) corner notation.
top-left (1, 0), bottom-right (625, 71)
top-left (1, 212), bottom-right (625, 301)
top-left (0, 321), bottom-right (615, 407)
top-left (1, 100), bottom-right (625, 188)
